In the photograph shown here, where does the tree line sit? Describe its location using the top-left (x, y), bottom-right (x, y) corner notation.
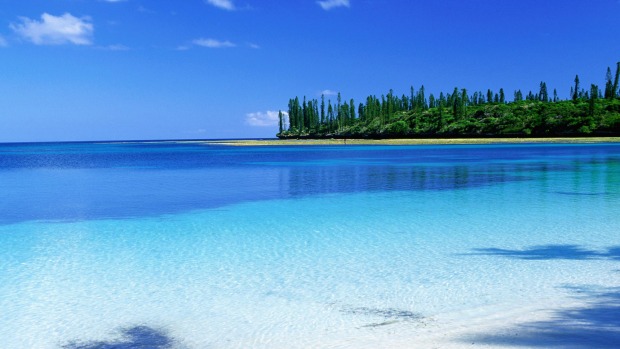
top-left (277, 62), bottom-right (620, 138)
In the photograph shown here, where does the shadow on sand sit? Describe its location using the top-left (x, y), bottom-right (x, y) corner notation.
top-left (63, 326), bottom-right (177, 349)
top-left (470, 244), bottom-right (620, 261)
top-left (461, 286), bottom-right (620, 348)
top-left (462, 244), bottom-right (620, 347)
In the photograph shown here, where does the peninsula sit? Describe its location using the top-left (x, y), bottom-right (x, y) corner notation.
top-left (277, 63), bottom-right (620, 139)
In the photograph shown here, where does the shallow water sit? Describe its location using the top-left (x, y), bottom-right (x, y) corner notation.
top-left (1, 142), bottom-right (619, 348)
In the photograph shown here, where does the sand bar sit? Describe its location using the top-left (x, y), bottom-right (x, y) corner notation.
top-left (205, 137), bottom-right (620, 146)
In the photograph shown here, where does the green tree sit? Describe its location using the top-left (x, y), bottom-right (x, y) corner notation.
top-left (452, 87), bottom-right (461, 118)
top-left (539, 82), bottom-right (548, 102)
top-left (573, 75), bottom-right (580, 101)
top-left (337, 92), bottom-right (342, 119)
top-left (589, 84), bottom-right (598, 117)
top-left (349, 99), bottom-right (356, 121)
top-left (302, 97), bottom-right (308, 132)
top-left (278, 110), bottom-right (283, 134)
top-left (327, 101), bottom-right (334, 133)
top-left (613, 62), bottom-right (620, 99)
top-left (514, 90), bottom-right (523, 102)
top-left (358, 103), bottom-right (365, 122)
top-left (279, 62), bottom-right (620, 139)
top-left (417, 85), bottom-right (427, 110)
top-left (604, 67), bottom-right (614, 99)
top-left (320, 94), bottom-right (325, 124)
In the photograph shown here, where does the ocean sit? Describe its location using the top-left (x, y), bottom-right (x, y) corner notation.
top-left (1, 141), bottom-right (619, 348)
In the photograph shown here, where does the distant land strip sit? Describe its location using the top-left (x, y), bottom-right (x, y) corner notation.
top-left (276, 62), bottom-right (620, 140)
top-left (206, 137), bottom-right (620, 146)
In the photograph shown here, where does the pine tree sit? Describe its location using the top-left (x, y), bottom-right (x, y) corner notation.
top-left (278, 110), bottom-right (283, 134)
top-left (349, 99), bottom-right (356, 121)
top-left (589, 84), bottom-right (598, 117)
top-left (287, 99), bottom-right (293, 131)
top-left (526, 91), bottom-right (535, 101)
top-left (439, 92), bottom-right (446, 106)
top-left (327, 101), bottom-right (334, 133)
top-left (499, 88), bottom-right (505, 104)
top-left (303, 97), bottom-right (308, 131)
top-left (604, 67), bottom-right (614, 99)
top-left (573, 75), bottom-right (580, 101)
top-left (418, 85), bottom-right (427, 110)
top-left (513, 90), bottom-right (523, 102)
top-left (358, 103), bottom-right (365, 122)
top-left (320, 94), bottom-right (325, 124)
top-left (312, 99), bottom-right (319, 131)
top-left (539, 82), bottom-right (548, 102)
top-left (613, 62), bottom-right (620, 99)
top-left (336, 92), bottom-right (342, 130)
top-left (461, 88), bottom-right (469, 108)
top-left (452, 87), bottom-right (461, 118)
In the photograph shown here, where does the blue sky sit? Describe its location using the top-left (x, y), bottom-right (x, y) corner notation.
top-left (0, 0), bottom-right (619, 142)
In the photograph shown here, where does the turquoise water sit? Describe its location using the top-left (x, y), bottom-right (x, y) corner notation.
top-left (0, 142), bottom-right (619, 348)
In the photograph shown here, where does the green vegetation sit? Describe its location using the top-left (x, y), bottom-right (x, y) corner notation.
top-left (277, 63), bottom-right (620, 139)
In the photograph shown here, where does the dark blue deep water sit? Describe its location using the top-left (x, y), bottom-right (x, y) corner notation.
top-left (1, 141), bottom-right (618, 225)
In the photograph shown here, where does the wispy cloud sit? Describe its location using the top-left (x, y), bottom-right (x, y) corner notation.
top-left (138, 6), bottom-right (155, 14)
top-left (97, 44), bottom-right (130, 51)
top-left (205, 0), bottom-right (236, 11)
top-left (245, 111), bottom-right (287, 127)
top-left (0, 35), bottom-right (7, 47)
top-left (321, 89), bottom-right (338, 96)
top-left (192, 38), bottom-right (236, 48)
top-left (10, 13), bottom-right (93, 45)
top-left (317, 0), bottom-right (350, 10)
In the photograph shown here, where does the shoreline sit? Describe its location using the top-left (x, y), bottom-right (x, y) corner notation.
top-left (205, 136), bottom-right (620, 146)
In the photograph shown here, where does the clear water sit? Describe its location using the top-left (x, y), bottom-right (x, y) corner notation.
top-left (0, 142), bottom-right (619, 348)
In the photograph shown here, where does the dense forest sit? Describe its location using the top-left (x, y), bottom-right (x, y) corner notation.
top-left (277, 63), bottom-right (620, 138)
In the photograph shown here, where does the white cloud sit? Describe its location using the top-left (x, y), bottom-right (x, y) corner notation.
top-left (193, 38), bottom-right (236, 48)
top-left (245, 111), bottom-right (287, 127)
top-left (321, 89), bottom-right (339, 96)
top-left (10, 13), bottom-right (93, 45)
top-left (0, 36), bottom-right (7, 47)
top-left (205, 0), bottom-right (235, 11)
top-left (317, 0), bottom-right (350, 10)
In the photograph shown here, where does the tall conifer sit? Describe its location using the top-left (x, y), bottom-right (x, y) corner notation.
top-left (589, 84), bottom-right (598, 117)
top-left (320, 95), bottom-right (325, 124)
top-left (573, 75), bottom-right (580, 101)
top-left (278, 110), bottom-right (283, 134)
top-left (613, 62), bottom-right (620, 98)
